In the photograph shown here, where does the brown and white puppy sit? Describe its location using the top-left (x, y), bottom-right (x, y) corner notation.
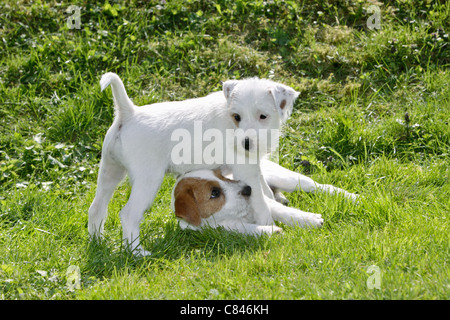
top-left (171, 161), bottom-right (348, 235)
top-left (171, 169), bottom-right (282, 235)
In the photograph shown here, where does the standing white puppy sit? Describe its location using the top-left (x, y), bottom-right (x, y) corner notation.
top-left (88, 73), bottom-right (299, 255)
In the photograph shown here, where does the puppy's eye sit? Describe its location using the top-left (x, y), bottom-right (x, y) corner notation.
top-left (260, 114), bottom-right (267, 120)
top-left (210, 187), bottom-right (221, 199)
top-left (233, 114), bottom-right (241, 122)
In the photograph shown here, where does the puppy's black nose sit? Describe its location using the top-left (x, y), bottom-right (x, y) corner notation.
top-left (243, 137), bottom-right (250, 150)
top-left (241, 185), bottom-right (252, 197)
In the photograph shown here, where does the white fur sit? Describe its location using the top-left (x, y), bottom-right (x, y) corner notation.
top-left (88, 73), bottom-right (299, 255)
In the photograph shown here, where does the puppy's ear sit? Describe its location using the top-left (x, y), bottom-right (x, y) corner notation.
top-left (269, 84), bottom-right (299, 123)
top-left (174, 188), bottom-right (202, 226)
top-left (223, 80), bottom-right (239, 102)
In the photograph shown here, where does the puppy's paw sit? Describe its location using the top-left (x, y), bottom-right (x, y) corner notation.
top-left (133, 246), bottom-right (152, 257)
top-left (309, 213), bottom-right (324, 228)
top-left (291, 212), bottom-right (324, 228)
top-left (272, 225), bottom-right (283, 234)
top-left (345, 192), bottom-right (360, 204)
top-left (274, 191), bottom-right (289, 205)
top-left (256, 225), bottom-right (283, 235)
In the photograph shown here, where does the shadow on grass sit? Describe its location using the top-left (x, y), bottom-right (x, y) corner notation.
top-left (83, 221), bottom-right (269, 278)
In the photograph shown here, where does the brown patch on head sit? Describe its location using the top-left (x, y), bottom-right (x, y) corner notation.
top-left (174, 181), bottom-right (200, 226)
top-left (174, 177), bottom-right (226, 226)
top-left (213, 168), bottom-right (238, 184)
top-left (279, 99), bottom-right (287, 110)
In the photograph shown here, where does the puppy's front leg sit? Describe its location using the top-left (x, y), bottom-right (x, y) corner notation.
top-left (216, 220), bottom-right (282, 235)
top-left (232, 164), bottom-right (274, 225)
top-left (267, 197), bottom-right (324, 228)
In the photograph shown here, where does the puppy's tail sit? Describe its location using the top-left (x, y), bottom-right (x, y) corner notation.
top-left (100, 72), bottom-right (135, 118)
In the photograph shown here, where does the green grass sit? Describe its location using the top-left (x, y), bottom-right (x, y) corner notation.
top-left (0, 0), bottom-right (449, 300)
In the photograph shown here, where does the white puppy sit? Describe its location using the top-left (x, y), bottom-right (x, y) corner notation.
top-left (88, 73), bottom-right (299, 255)
top-left (172, 166), bottom-right (326, 235)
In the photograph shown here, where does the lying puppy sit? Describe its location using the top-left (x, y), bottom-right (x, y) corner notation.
top-left (172, 159), bottom-right (358, 235)
top-left (89, 73), bottom-right (300, 255)
top-left (171, 169), bottom-right (283, 235)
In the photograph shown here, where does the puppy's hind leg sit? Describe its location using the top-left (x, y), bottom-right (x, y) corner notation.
top-left (261, 159), bottom-right (320, 193)
top-left (267, 197), bottom-right (324, 228)
top-left (261, 160), bottom-right (359, 202)
top-left (88, 158), bottom-right (126, 238)
top-left (119, 168), bottom-right (165, 256)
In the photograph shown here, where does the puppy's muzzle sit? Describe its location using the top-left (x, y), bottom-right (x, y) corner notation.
top-left (240, 185), bottom-right (252, 197)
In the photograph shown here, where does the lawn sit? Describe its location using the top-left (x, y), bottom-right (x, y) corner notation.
top-left (0, 0), bottom-right (448, 300)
